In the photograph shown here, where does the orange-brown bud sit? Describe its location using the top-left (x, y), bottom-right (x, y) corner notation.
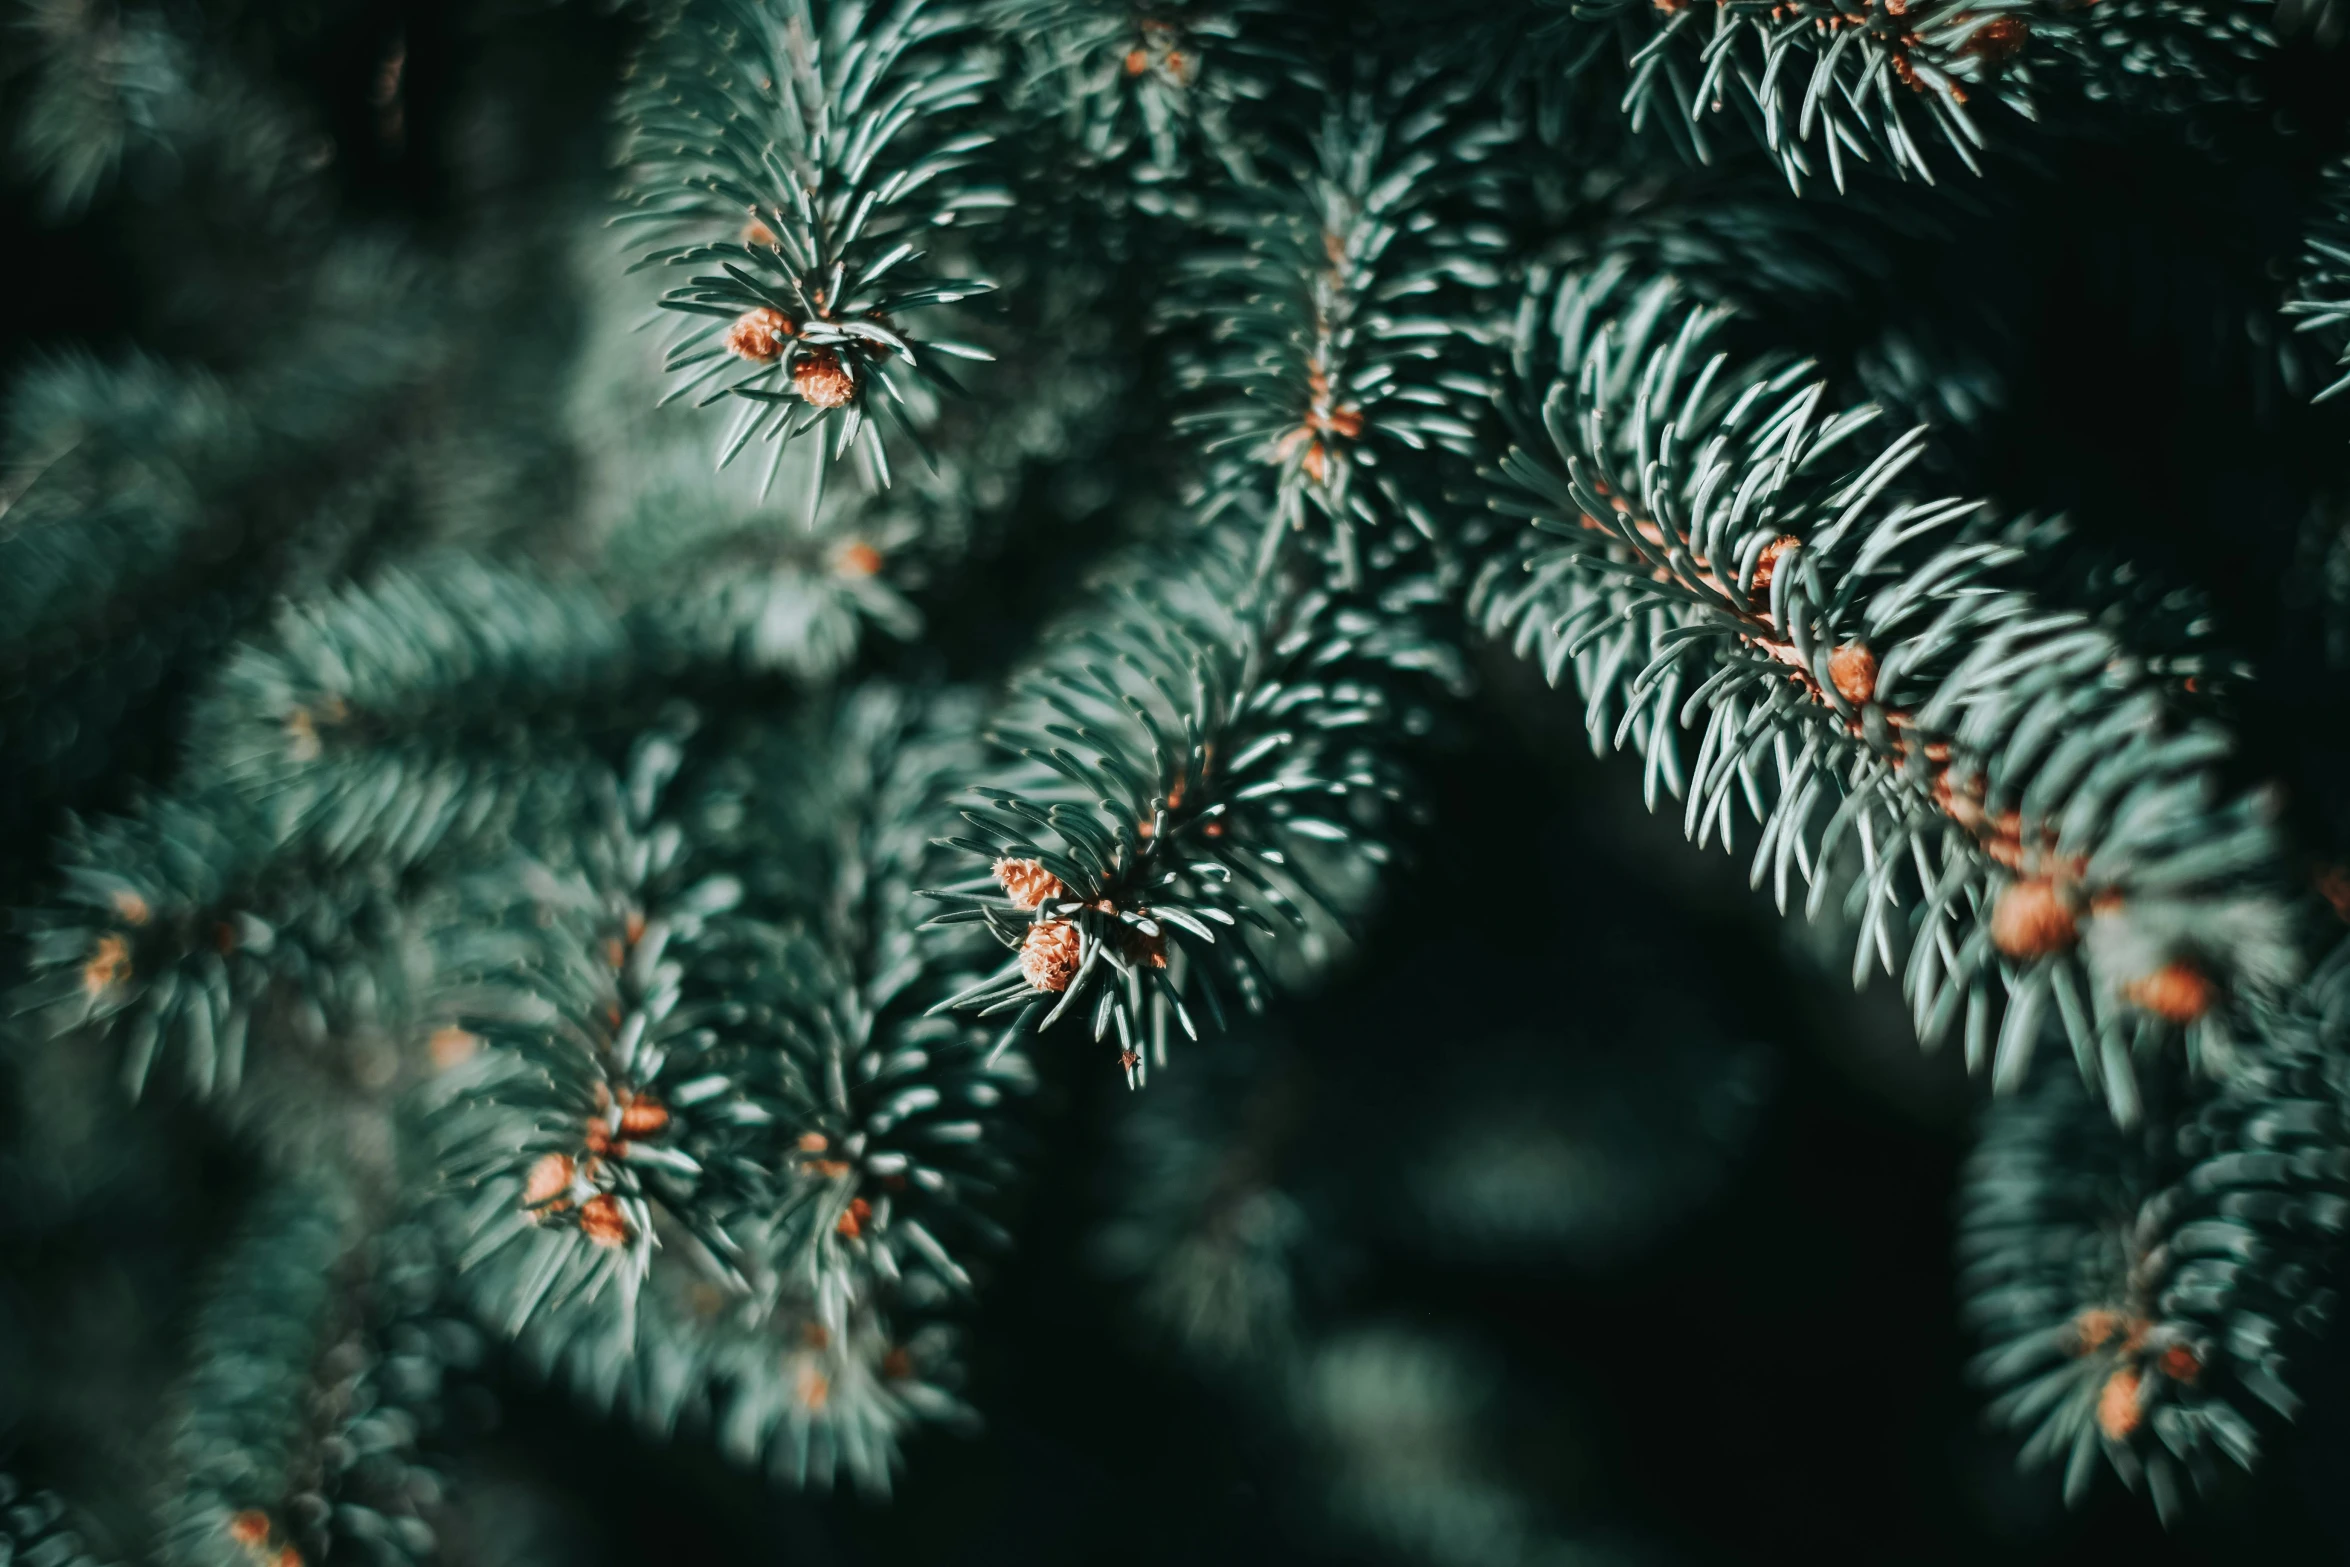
top-left (83, 933), bottom-right (131, 998)
top-left (578, 1193), bottom-right (631, 1248)
top-left (1829, 642), bottom-right (1877, 705)
top-left (1019, 920), bottom-right (1083, 991)
top-left (993, 857), bottom-right (1064, 910)
top-left (2072, 1308), bottom-right (2122, 1354)
top-left (1748, 535), bottom-right (1798, 605)
top-left (725, 306), bottom-right (791, 363)
top-left (793, 348), bottom-right (856, 409)
top-left (524, 1153), bottom-right (575, 1209)
top-left (2096, 1367), bottom-right (2143, 1439)
top-left (618, 1093), bottom-right (670, 1137)
top-left (2125, 962), bottom-right (2216, 1024)
top-left (1989, 879), bottom-right (2076, 959)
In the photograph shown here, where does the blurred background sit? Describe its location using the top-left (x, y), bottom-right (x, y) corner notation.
top-left (6, 2), bottom-right (2350, 1563)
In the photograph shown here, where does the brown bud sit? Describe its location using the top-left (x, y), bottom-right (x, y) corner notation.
top-left (1828, 642), bottom-right (1877, 705)
top-left (578, 1193), bottom-right (631, 1248)
top-left (742, 218), bottom-right (778, 248)
top-left (2159, 1344), bottom-right (2201, 1383)
top-left (112, 889), bottom-right (151, 926)
top-left (2072, 1308), bottom-right (2122, 1354)
top-left (1963, 14), bottom-right (2030, 61)
top-left (795, 1362), bottom-right (831, 1410)
top-left (2096, 1366), bottom-right (2143, 1440)
top-left (993, 857), bottom-right (1064, 911)
top-left (793, 348), bottom-right (856, 409)
top-left (836, 1196), bottom-right (872, 1239)
top-left (619, 1092), bottom-right (670, 1137)
top-left (797, 1130), bottom-right (829, 1153)
top-left (1748, 535), bottom-right (1798, 605)
top-left (228, 1511), bottom-right (271, 1547)
top-left (285, 706), bottom-right (321, 762)
top-left (2125, 962), bottom-right (2216, 1024)
top-left (725, 306), bottom-right (791, 363)
top-left (427, 1025), bottom-right (478, 1071)
top-left (1124, 46), bottom-right (1149, 74)
top-left (835, 541), bottom-right (883, 577)
top-left (524, 1153), bottom-right (575, 1210)
top-left (881, 1345), bottom-right (915, 1380)
top-left (1019, 920), bottom-right (1083, 991)
top-left (1989, 879), bottom-right (2076, 959)
top-left (83, 933), bottom-right (131, 998)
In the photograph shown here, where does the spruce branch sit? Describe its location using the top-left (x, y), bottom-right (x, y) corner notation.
top-left (987, 0), bottom-right (1285, 182)
top-left (2285, 154), bottom-right (2350, 407)
top-left (0, 1473), bottom-right (108, 1567)
top-left (1170, 66), bottom-right (1508, 585)
top-left (161, 1180), bottom-right (461, 1567)
top-left (1546, 0), bottom-right (2275, 193)
top-left (619, 0), bottom-right (1007, 504)
top-left (1553, 0), bottom-right (2043, 191)
top-left (19, 792), bottom-right (422, 1103)
top-left (182, 560), bottom-right (637, 872)
top-left (1476, 267), bottom-right (2306, 1115)
top-left (424, 723), bottom-right (781, 1336)
top-left (926, 517), bottom-right (1461, 1081)
top-left (426, 691), bottom-right (1026, 1491)
top-left (1959, 963), bottom-right (2350, 1520)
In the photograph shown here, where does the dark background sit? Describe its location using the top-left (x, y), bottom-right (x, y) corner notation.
top-left (5, 2), bottom-right (2350, 1562)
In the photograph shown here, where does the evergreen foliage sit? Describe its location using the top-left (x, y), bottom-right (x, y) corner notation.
top-left (4, 0), bottom-right (2349, 1557)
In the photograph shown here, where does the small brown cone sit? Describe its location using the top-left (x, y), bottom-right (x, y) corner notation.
top-left (1019, 920), bottom-right (1082, 992)
top-left (83, 933), bottom-right (131, 998)
top-left (1989, 879), bottom-right (2076, 959)
top-left (1828, 642), bottom-right (1877, 705)
top-left (2125, 962), bottom-right (2216, 1023)
top-left (427, 1024), bottom-right (478, 1071)
top-left (2071, 1308), bottom-right (2122, 1354)
top-left (523, 1153), bottom-right (574, 1210)
top-left (1963, 13), bottom-right (2030, 60)
top-left (578, 1193), bottom-right (631, 1249)
top-left (618, 1092), bottom-right (670, 1137)
top-left (725, 306), bottom-right (791, 363)
top-left (793, 348), bottom-right (856, 409)
top-left (835, 541), bottom-right (883, 577)
top-left (2096, 1366), bottom-right (2143, 1440)
top-left (2159, 1344), bottom-right (2202, 1383)
top-left (993, 857), bottom-right (1064, 910)
top-left (1748, 535), bottom-right (1798, 605)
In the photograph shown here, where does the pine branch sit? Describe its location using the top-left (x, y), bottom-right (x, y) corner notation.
top-left (181, 559), bottom-right (636, 871)
top-left (1544, 0), bottom-right (2275, 193)
top-left (986, 0), bottom-right (1286, 183)
top-left (925, 515), bottom-right (1461, 1080)
top-left (618, 0), bottom-right (1006, 502)
top-left (161, 1181), bottom-right (459, 1567)
top-left (2284, 154), bottom-right (2350, 407)
top-left (0, 1473), bottom-right (109, 1567)
top-left (1476, 266), bottom-right (2307, 1116)
top-left (1169, 65), bottom-right (1508, 585)
top-left (425, 691), bottom-right (1026, 1491)
top-left (18, 792), bottom-right (422, 1103)
top-left (1959, 954), bottom-right (2350, 1520)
